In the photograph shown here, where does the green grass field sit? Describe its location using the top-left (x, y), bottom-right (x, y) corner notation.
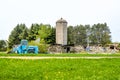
top-left (0, 58), bottom-right (120, 80)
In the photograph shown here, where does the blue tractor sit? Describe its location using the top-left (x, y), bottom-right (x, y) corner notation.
top-left (12, 40), bottom-right (38, 54)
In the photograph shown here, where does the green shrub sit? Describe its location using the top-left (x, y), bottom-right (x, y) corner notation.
top-left (29, 40), bottom-right (49, 53)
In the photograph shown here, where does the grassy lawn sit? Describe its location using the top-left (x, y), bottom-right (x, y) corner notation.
top-left (1, 52), bottom-right (120, 57)
top-left (0, 58), bottom-right (120, 80)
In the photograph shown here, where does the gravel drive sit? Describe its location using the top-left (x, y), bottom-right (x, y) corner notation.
top-left (0, 56), bottom-right (120, 59)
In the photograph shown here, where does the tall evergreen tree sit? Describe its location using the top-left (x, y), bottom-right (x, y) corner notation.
top-left (8, 24), bottom-right (29, 48)
top-left (28, 24), bottom-right (40, 41)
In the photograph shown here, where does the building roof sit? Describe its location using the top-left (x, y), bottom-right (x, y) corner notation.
top-left (56, 18), bottom-right (67, 23)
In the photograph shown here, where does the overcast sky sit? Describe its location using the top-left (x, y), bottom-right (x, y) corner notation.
top-left (0, 0), bottom-right (120, 42)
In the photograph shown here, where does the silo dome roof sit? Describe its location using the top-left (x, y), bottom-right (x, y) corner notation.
top-left (56, 18), bottom-right (67, 23)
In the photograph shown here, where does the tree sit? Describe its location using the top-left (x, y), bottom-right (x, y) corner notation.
top-left (8, 24), bottom-right (29, 48)
top-left (68, 26), bottom-right (74, 45)
top-left (90, 23), bottom-right (111, 45)
top-left (38, 24), bottom-right (54, 44)
top-left (76, 25), bottom-right (88, 45)
top-left (0, 40), bottom-right (7, 51)
top-left (28, 24), bottom-right (40, 41)
top-left (45, 27), bottom-right (55, 44)
top-left (68, 25), bottom-right (89, 45)
top-left (67, 23), bottom-right (111, 46)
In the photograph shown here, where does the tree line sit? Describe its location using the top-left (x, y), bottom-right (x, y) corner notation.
top-left (0, 22), bottom-right (112, 51)
top-left (8, 24), bottom-right (55, 48)
top-left (68, 23), bottom-right (111, 46)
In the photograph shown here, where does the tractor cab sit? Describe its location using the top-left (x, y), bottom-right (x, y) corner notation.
top-left (21, 40), bottom-right (28, 45)
top-left (16, 40), bottom-right (28, 54)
